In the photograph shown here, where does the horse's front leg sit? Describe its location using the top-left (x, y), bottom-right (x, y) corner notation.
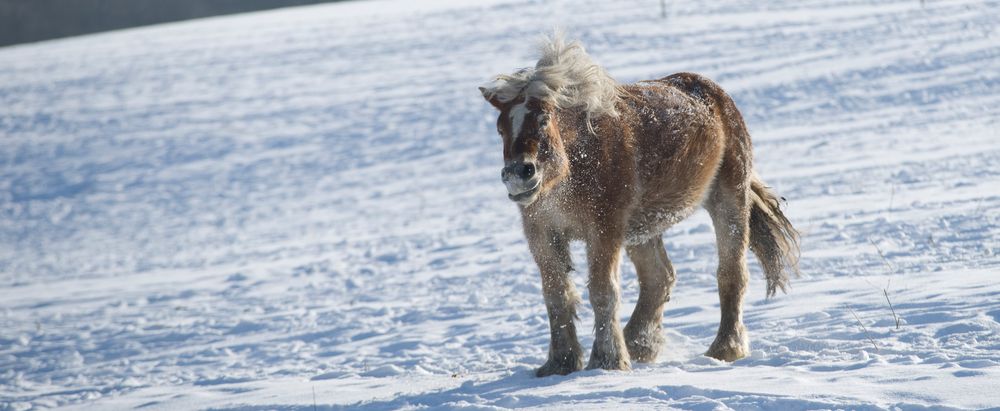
top-left (525, 224), bottom-right (583, 377)
top-left (585, 228), bottom-right (631, 371)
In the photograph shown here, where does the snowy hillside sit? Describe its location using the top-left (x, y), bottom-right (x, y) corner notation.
top-left (1, 0), bottom-right (999, 409)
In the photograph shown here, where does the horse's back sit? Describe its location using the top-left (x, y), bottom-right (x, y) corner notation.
top-left (659, 72), bottom-right (731, 106)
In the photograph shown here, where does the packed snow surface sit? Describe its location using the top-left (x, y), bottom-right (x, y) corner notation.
top-left (1, 0), bottom-right (999, 409)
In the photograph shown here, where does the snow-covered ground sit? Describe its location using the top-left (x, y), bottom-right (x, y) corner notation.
top-left (2, 0), bottom-right (999, 409)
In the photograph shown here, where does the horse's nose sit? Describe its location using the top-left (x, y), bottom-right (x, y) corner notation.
top-left (517, 162), bottom-right (535, 180)
top-left (502, 162), bottom-right (536, 181)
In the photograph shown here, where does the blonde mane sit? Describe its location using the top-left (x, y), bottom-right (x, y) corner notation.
top-left (483, 33), bottom-right (623, 126)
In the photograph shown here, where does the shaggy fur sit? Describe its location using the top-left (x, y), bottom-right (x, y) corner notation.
top-left (482, 34), bottom-right (622, 133)
top-left (481, 33), bottom-right (799, 377)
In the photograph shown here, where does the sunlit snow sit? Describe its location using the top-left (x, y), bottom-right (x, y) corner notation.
top-left (1, 0), bottom-right (999, 409)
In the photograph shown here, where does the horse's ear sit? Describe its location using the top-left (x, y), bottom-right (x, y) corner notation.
top-left (479, 86), bottom-right (503, 110)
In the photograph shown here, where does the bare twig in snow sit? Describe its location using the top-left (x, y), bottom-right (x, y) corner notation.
top-left (848, 306), bottom-right (879, 351)
top-left (884, 288), bottom-right (900, 330)
top-left (863, 278), bottom-right (903, 331)
top-left (869, 238), bottom-right (894, 273)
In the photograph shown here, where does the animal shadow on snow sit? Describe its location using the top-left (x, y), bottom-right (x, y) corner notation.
top-left (200, 368), bottom-right (925, 411)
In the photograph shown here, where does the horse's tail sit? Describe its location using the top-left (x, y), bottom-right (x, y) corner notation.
top-left (747, 175), bottom-right (800, 297)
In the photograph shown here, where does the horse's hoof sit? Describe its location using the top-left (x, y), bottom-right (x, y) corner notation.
top-left (624, 324), bottom-right (664, 363)
top-left (536, 354), bottom-right (583, 377)
top-left (705, 343), bottom-right (749, 362)
top-left (706, 324), bottom-right (749, 362)
top-left (585, 351), bottom-right (631, 372)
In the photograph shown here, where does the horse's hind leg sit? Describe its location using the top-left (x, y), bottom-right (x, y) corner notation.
top-left (705, 182), bottom-right (752, 362)
top-left (624, 236), bottom-right (676, 362)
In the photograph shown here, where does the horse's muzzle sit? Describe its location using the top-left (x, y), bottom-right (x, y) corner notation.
top-left (502, 161), bottom-right (540, 204)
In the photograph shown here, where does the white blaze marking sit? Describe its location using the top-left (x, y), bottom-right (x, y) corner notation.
top-left (509, 102), bottom-right (530, 144)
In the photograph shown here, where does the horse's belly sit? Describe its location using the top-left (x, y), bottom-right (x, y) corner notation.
top-left (624, 204), bottom-right (698, 246)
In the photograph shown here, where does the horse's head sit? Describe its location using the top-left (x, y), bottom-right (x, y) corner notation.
top-left (480, 88), bottom-right (569, 206)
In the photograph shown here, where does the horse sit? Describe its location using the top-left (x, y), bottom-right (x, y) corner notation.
top-left (479, 34), bottom-right (800, 377)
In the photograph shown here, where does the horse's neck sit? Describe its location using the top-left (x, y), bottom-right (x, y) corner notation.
top-left (560, 106), bottom-right (633, 156)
